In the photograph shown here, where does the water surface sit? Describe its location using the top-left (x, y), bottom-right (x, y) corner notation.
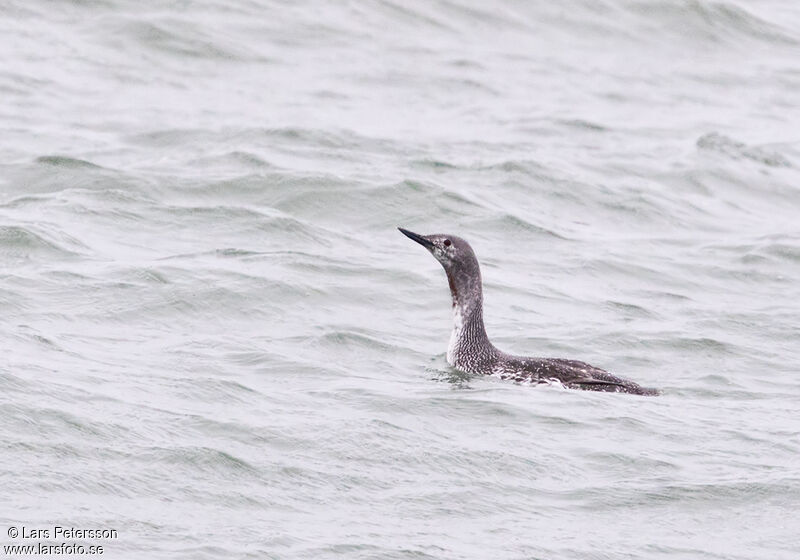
top-left (2, 1), bottom-right (800, 558)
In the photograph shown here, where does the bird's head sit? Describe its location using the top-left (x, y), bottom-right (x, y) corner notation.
top-left (398, 227), bottom-right (482, 308)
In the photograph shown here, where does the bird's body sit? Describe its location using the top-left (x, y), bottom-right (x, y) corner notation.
top-left (399, 228), bottom-right (658, 396)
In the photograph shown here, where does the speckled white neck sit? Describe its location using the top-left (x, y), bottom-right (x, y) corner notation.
top-left (446, 304), bottom-right (464, 366)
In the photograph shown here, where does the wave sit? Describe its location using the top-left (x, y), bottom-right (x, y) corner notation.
top-left (0, 225), bottom-right (87, 260)
top-left (697, 132), bottom-right (792, 168)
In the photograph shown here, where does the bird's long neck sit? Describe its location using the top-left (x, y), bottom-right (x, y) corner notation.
top-left (446, 270), bottom-right (498, 372)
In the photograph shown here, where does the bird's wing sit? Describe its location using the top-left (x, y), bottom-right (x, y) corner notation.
top-left (503, 356), bottom-right (657, 395)
top-left (541, 358), bottom-right (632, 392)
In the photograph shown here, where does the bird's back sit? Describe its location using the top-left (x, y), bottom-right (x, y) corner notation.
top-left (493, 354), bottom-right (659, 396)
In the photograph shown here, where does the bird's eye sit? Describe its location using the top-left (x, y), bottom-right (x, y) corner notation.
top-left (443, 239), bottom-right (451, 247)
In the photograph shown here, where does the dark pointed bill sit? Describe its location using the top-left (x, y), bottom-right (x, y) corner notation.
top-left (398, 227), bottom-right (434, 249)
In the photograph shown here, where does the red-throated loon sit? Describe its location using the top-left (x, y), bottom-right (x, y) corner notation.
top-left (399, 227), bottom-right (658, 396)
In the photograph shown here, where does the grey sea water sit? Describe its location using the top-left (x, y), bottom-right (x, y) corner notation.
top-left (2, 1), bottom-right (800, 558)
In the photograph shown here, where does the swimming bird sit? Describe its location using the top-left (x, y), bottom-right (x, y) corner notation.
top-left (399, 228), bottom-right (658, 396)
